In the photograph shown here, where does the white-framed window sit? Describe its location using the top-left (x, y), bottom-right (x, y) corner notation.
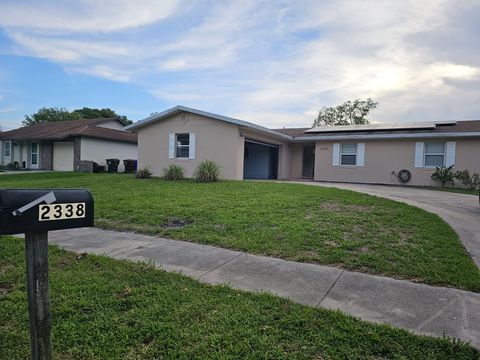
top-left (4, 140), bottom-right (11, 158)
top-left (333, 143), bottom-right (365, 167)
top-left (3, 140), bottom-right (12, 158)
top-left (31, 142), bottom-right (38, 166)
top-left (169, 133), bottom-right (196, 160)
top-left (424, 142), bottom-right (445, 167)
top-left (340, 143), bottom-right (357, 165)
top-left (175, 133), bottom-right (190, 158)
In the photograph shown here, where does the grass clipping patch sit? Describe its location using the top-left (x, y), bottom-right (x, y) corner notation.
top-left (0, 236), bottom-right (477, 359)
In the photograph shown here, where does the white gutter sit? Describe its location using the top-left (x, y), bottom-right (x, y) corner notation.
top-left (295, 131), bottom-right (480, 141)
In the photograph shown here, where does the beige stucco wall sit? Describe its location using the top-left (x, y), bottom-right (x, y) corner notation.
top-left (137, 113), bottom-right (244, 179)
top-left (137, 113), bottom-right (292, 180)
top-left (80, 138), bottom-right (137, 166)
top-left (313, 138), bottom-right (480, 186)
top-left (288, 143), bottom-right (318, 179)
top-left (455, 138), bottom-right (480, 172)
top-left (289, 144), bottom-right (303, 178)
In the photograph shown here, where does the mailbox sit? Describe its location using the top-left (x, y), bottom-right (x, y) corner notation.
top-left (0, 189), bottom-right (94, 235)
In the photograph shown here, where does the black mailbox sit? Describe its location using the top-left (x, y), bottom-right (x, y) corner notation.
top-left (0, 189), bottom-right (94, 235)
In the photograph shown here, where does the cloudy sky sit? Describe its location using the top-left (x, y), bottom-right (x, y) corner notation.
top-left (0, 0), bottom-right (479, 130)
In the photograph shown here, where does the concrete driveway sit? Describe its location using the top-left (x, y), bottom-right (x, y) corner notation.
top-left (291, 182), bottom-right (480, 268)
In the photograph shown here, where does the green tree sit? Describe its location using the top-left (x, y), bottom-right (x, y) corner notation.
top-left (313, 98), bottom-right (378, 127)
top-left (72, 107), bottom-right (132, 124)
top-left (23, 107), bottom-right (80, 126)
top-left (23, 107), bottom-right (131, 126)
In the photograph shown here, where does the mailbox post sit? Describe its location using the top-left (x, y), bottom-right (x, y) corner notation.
top-left (0, 189), bottom-right (94, 360)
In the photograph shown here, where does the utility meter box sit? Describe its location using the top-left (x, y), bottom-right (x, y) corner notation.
top-left (0, 189), bottom-right (94, 235)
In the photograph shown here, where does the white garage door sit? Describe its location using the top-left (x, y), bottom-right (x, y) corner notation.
top-left (53, 142), bottom-right (74, 171)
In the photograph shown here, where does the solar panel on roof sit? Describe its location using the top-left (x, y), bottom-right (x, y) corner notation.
top-left (305, 121), bottom-right (437, 133)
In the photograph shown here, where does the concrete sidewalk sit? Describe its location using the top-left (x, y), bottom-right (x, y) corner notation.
top-left (44, 227), bottom-right (480, 348)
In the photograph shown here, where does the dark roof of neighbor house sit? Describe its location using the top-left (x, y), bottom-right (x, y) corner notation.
top-left (0, 118), bottom-right (137, 144)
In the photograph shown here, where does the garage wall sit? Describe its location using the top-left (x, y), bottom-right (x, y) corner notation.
top-left (138, 112), bottom-right (244, 179)
top-left (80, 138), bottom-right (137, 166)
top-left (53, 142), bottom-right (74, 171)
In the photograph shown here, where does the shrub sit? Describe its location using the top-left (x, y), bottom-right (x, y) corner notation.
top-left (194, 160), bottom-right (221, 183)
top-left (454, 169), bottom-right (480, 191)
top-left (162, 164), bottom-right (184, 180)
top-left (136, 167), bottom-right (152, 179)
top-left (5, 162), bottom-right (17, 170)
top-left (431, 165), bottom-right (454, 187)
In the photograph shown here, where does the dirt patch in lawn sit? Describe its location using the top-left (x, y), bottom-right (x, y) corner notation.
top-left (0, 282), bottom-right (13, 296)
top-left (162, 218), bottom-right (193, 229)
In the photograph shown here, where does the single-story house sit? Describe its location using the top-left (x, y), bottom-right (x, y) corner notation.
top-left (127, 105), bottom-right (480, 187)
top-left (0, 118), bottom-right (137, 171)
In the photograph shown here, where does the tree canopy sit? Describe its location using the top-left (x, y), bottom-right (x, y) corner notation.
top-left (312, 98), bottom-right (378, 127)
top-left (23, 107), bottom-right (132, 126)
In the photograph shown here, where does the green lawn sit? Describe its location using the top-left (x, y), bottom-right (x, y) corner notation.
top-left (0, 237), bottom-right (477, 359)
top-left (1, 172), bottom-right (479, 292)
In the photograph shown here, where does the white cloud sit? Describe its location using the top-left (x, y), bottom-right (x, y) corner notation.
top-left (227, 0), bottom-right (480, 124)
top-left (0, 107), bottom-right (17, 113)
top-left (0, 0), bottom-right (179, 32)
top-left (67, 65), bottom-right (131, 82)
top-left (9, 31), bottom-right (131, 62)
top-left (1, 0), bottom-right (479, 126)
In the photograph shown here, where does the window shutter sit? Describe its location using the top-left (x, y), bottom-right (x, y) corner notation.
top-left (356, 143), bottom-right (365, 166)
top-left (168, 133), bottom-right (175, 159)
top-left (332, 143), bottom-right (340, 166)
top-left (189, 133), bottom-right (196, 159)
top-left (414, 142), bottom-right (424, 168)
top-left (445, 141), bottom-right (456, 167)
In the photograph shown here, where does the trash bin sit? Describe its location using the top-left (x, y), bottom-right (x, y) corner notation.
top-left (123, 159), bottom-right (137, 173)
top-left (106, 159), bottom-right (120, 173)
top-left (93, 162), bottom-right (106, 173)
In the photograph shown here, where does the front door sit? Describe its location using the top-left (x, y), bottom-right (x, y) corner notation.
top-left (31, 142), bottom-right (39, 169)
top-left (302, 144), bottom-right (315, 178)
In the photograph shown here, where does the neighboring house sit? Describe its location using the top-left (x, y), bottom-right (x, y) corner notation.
top-left (127, 105), bottom-right (480, 186)
top-left (0, 118), bottom-right (137, 171)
